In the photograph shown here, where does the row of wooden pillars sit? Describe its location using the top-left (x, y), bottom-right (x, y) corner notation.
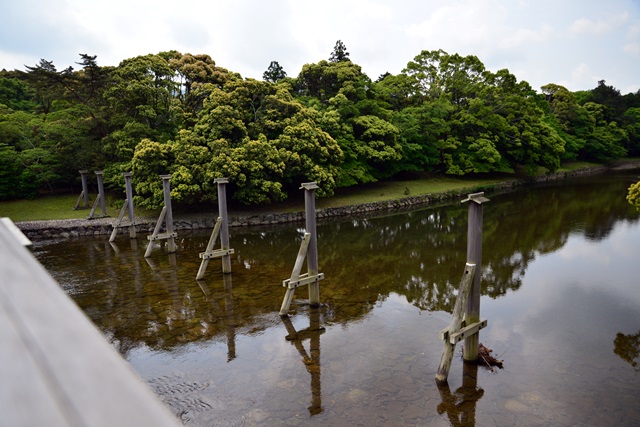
top-left (105, 171), bottom-right (489, 386)
top-left (106, 173), bottom-right (323, 314)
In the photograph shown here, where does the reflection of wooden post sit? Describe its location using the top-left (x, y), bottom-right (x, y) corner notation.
top-left (196, 178), bottom-right (235, 280)
top-left (279, 182), bottom-right (324, 316)
top-left (462, 192), bottom-right (489, 362)
top-left (281, 307), bottom-right (325, 416)
top-left (436, 263), bottom-right (476, 385)
top-left (437, 363), bottom-right (484, 425)
top-left (308, 307), bottom-right (322, 415)
top-left (74, 170), bottom-right (90, 210)
top-left (87, 171), bottom-right (108, 219)
top-left (145, 175), bottom-right (177, 258)
top-left (109, 172), bottom-right (136, 242)
top-left (223, 274), bottom-right (236, 362)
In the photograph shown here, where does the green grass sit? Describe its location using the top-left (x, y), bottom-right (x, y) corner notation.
top-left (0, 194), bottom-right (159, 222)
top-left (316, 176), bottom-right (504, 209)
top-left (1, 160), bottom-right (628, 222)
top-left (557, 161), bottom-right (601, 172)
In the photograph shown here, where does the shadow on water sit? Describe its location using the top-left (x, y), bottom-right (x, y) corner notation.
top-left (32, 171), bottom-right (640, 426)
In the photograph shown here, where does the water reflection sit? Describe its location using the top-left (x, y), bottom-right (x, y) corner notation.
top-left (614, 330), bottom-right (640, 372)
top-left (31, 171), bottom-right (640, 425)
top-left (282, 308), bottom-right (325, 416)
top-left (437, 364), bottom-right (484, 427)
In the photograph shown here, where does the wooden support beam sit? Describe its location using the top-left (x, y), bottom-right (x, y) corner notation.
top-left (109, 199), bottom-right (130, 242)
top-left (440, 319), bottom-right (488, 344)
top-left (435, 263), bottom-right (476, 386)
top-left (144, 206), bottom-right (167, 258)
top-left (283, 273), bottom-right (325, 289)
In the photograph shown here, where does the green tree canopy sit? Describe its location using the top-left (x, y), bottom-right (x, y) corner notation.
top-left (329, 40), bottom-right (350, 63)
top-left (263, 61), bottom-right (287, 83)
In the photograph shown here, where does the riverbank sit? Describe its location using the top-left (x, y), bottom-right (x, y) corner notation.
top-left (14, 160), bottom-right (640, 241)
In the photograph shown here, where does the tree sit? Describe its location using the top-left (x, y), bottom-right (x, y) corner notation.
top-left (329, 40), bottom-right (350, 63)
top-left (263, 61), bottom-right (287, 83)
top-left (582, 102), bottom-right (628, 161)
top-left (0, 143), bottom-right (24, 199)
top-left (129, 78), bottom-right (344, 206)
top-left (0, 75), bottom-right (36, 111)
top-left (168, 52), bottom-right (234, 126)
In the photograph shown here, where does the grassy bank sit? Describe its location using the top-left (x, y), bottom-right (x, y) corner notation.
top-left (0, 161), bottom-right (611, 222)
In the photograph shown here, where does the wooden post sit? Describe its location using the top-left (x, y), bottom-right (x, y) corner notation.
top-left (195, 178), bottom-right (234, 280)
top-left (161, 175), bottom-right (176, 254)
top-left (124, 172), bottom-right (136, 239)
top-left (279, 182), bottom-right (324, 316)
top-left (302, 182), bottom-right (320, 307)
top-left (461, 192), bottom-right (489, 362)
top-left (216, 178), bottom-right (232, 274)
top-left (435, 263), bottom-right (476, 385)
top-left (109, 172), bottom-right (136, 242)
top-left (87, 171), bottom-right (108, 219)
top-left (144, 175), bottom-right (177, 258)
top-left (74, 170), bottom-right (90, 210)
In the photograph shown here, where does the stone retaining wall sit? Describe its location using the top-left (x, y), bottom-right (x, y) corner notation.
top-left (17, 162), bottom-right (639, 241)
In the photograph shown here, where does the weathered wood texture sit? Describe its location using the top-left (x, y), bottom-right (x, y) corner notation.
top-left (0, 221), bottom-right (181, 427)
top-left (435, 263), bottom-right (476, 385)
top-left (215, 178), bottom-right (232, 273)
top-left (301, 182), bottom-right (320, 306)
top-left (463, 200), bottom-right (484, 361)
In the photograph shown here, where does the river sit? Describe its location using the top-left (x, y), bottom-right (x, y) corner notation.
top-left (33, 170), bottom-right (640, 426)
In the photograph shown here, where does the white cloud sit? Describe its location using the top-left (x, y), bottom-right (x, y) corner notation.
top-left (624, 42), bottom-right (640, 55)
top-left (1, 0), bottom-right (638, 92)
top-left (570, 12), bottom-right (629, 35)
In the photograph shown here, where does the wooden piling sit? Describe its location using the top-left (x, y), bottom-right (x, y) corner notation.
top-left (74, 170), bottom-right (90, 210)
top-left (279, 182), bottom-right (324, 316)
top-left (144, 175), bottom-right (177, 257)
top-left (461, 192), bottom-right (489, 362)
top-left (87, 171), bottom-right (107, 219)
top-left (195, 178), bottom-right (234, 280)
top-left (161, 175), bottom-right (176, 253)
top-left (216, 178), bottom-right (232, 274)
top-left (435, 263), bottom-right (476, 385)
top-left (302, 182), bottom-right (320, 306)
top-left (109, 172), bottom-right (136, 242)
top-left (124, 173), bottom-right (136, 238)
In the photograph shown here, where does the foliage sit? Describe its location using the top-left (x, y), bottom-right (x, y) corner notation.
top-left (628, 180), bottom-right (640, 212)
top-left (1, 46), bottom-right (638, 207)
top-left (263, 61), bottom-right (287, 83)
top-left (329, 40), bottom-right (350, 63)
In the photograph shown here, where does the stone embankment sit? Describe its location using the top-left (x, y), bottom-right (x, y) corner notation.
top-left (15, 161), bottom-right (640, 241)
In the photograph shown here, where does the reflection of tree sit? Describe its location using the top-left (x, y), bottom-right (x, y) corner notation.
top-left (614, 330), bottom-right (640, 372)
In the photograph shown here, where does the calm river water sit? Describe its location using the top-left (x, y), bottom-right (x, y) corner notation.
top-left (33, 171), bottom-right (640, 426)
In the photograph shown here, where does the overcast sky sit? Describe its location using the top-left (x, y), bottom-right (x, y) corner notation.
top-left (1, 0), bottom-right (639, 94)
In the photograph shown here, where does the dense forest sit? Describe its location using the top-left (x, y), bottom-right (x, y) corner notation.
top-left (1, 41), bottom-right (639, 207)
